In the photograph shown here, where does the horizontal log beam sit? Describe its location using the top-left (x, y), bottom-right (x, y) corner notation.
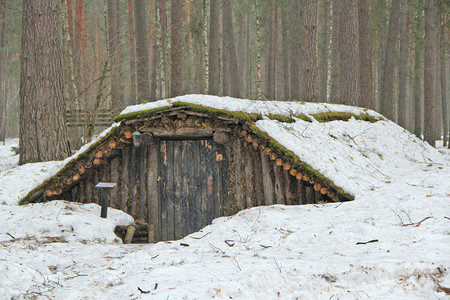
top-left (140, 127), bottom-right (214, 139)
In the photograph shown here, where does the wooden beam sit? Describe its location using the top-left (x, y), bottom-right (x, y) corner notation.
top-left (140, 127), bottom-right (214, 139)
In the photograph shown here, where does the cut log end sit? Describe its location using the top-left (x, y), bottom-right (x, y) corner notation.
top-left (275, 158), bottom-right (283, 167)
top-left (332, 196), bottom-right (339, 202)
top-left (245, 134), bottom-right (253, 143)
top-left (108, 140), bottom-right (117, 149)
top-left (124, 130), bottom-right (133, 139)
top-left (240, 130), bottom-right (247, 137)
top-left (283, 163), bottom-right (291, 171)
top-left (95, 151), bottom-right (103, 158)
top-left (296, 173), bottom-right (303, 180)
top-left (79, 166), bottom-right (86, 174)
top-left (264, 148), bottom-right (272, 155)
top-left (72, 174), bottom-right (80, 182)
top-left (303, 174), bottom-right (309, 182)
top-left (252, 141), bottom-right (259, 149)
top-left (270, 153), bottom-right (277, 161)
top-left (327, 190), bottom-right (335, 198)
top-left (290, 169), bottom-right (297, 176)
top-left (46, 190), bottom-right (53, 197)
top-left (93, 158), bottom-right (101, 165)
top-left (320, 187), bottom-right (327, 195)
top-left (314, 182), bottom-right (321, 191)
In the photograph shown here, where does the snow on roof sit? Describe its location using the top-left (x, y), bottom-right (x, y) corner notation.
top-left (120, 95), bottom-right (445, 198)
top-left (120, 94), bottom-right (383, 117)
top-left (18, 95), bottom-right (447, 204)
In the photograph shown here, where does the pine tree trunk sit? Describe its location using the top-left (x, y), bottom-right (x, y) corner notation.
top-left (338, 0), bottom-right (359, 106)
top-left (281, 3), bottom-right (290, 100)
top-left (376, 0), bottom-right (388, 109)
top-left (170, 0), bottom-right (183, 97)
top-left (266, 0), bottom-right (275, 100)
top-left (208, 0), bottom-right (220, 95)
top-left (223, 0), bottom-right (240, 98)
top-left (439, 7), bottom-right (448, 146)
top-left (434, 3), bottom-right (442, 142)
top-left (150, 1), bottom-right (158, 100)
top-left (255, 0), bottom-right (262, 99)
top-left (134, 0), bottom-right (152, 101)
top-left (397, 0), bottom-right (408, 127)
top-left (318, 0), bottom-right (329, 102)
top-left (413, 2), bottom-right (423, 138)
top-left (127, 0), bottom-right (137, 104)
top-left (329, 0), bottom-right (340, 103)
top-left (424, 0), bottom-right (436, 145)
top-left (184, 0), bottom-right (196, 93)
top-left (20, 0), bottom-right (70, 164)
top-left (290, 0), bottom-right (301, 100)
top-left (302, 0), bottom-right (319, 102)
top-left (358, 0), bottom-right (374, 109)
top-left (107, 0), bottom-right (125, 109)
top-left (0, 0), bottom-right (8, 143)
top-left (380, 0), bottom-right (400, 121)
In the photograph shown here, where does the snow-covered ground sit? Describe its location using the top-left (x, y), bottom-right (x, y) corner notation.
top-left (1, 102), bottom-right (449, 299)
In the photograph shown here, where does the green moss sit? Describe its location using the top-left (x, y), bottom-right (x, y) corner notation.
top-left (311, 112), bottom-right (382, 123)
top-left (114, 106), bottom-right (171, 122)
top-left (172, 101), bottom-right (261, 122)
top-left (267, 114), bottom-right (295, 123)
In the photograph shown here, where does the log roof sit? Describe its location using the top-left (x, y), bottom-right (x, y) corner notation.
top-left (20, 95), bottom-right (386, 205)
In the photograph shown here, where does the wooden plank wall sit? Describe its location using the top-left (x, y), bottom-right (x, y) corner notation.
top-left (69, 130), bottom-right (328, 243)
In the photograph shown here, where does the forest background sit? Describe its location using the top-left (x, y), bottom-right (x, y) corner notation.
top-left (0, 0), bottom-right (448, 158)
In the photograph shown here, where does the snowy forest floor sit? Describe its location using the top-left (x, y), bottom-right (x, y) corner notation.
top-left (0, 138), bottom-right (449, 300)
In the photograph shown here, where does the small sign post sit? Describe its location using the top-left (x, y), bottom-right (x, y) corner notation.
top-left (95, 182), bottom-right (117, 218)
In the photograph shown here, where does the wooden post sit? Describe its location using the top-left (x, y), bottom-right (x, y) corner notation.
top-left (95, 182), bottom-right (117, 218)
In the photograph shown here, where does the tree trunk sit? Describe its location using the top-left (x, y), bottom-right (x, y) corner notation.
top-left (329, 0), bottom-right (340, 103)
top-left (208, 0), bottom-right (220, 95)
top-left (290, 0), bottom-right (302, 100)
top-left (281, 2), bottom-right (290, 100)
top-left (358, 0), bottom-right (374, 109)
top-left (318, 0), bottom-right (329, 102)
top-left (127, 0), bottom-right (137, 104)
top-left (397, 0), bottom-right (408, 128)
top-left (107, 0), bottom-right (125, 109)
top-left (255, 0), bottom-right (262, 99)
top-left (266, 0), bottom-right (276, 100)
top-left (170, 0), bottom-right (183, 97)
top-left (222, 0), bottom-right (240, 98)
top-left (439, 6), bottom-right (448, 146)
top-left (20, 0), bottom-right (70, 164)
top-left (0, 0), bottom-right (8, 143)
top-left (338, 0), bottom-right (359, 105)
top-left (134, 0), bottom-right (152, 101)
top-left (380, 0), bottom-right (400, 121)
top-left (376, 0), bottom-right (388, 110)
top-left (413, 0), bottom-right (424, 138)
top-left (150, 1), bottom-right (158, 100)
top-left (424, 0), bottom-right (436, 145)
top-left (434, 2), bottom-right (442, 142)
top-left (302, 0), bottom-right (319, 102)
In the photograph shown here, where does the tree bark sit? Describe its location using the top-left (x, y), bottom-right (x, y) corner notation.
top-left (0, 0), bottom-right (8, 143)
top-left (318, 0), bottom-right (329, 102)
top-left (302, 0), bottom-right (319, 102)
top-left (281, 2), bottom-right (290, 100)
top-left (20, 0), bottom-right (70, 164)
top-left (170, 0), bottom-right (183, 97)
top-left (439, 5), bottom-right (448, 146)
top-left (134, 0), bottom-right (152, 101)
top-left (107, 0), bottom-right (125, 109)
top-left (413, 0), bottom-right (424, 138)
top-left (222, 0), bottom-right (240, 98)
top-left (424, 0), bottom-right (436, 145)
top-left (380, 0), bottom-right (400, 121)
top-left (376, 0), bottom-right (388, 109)
top-left (358, 0), bottom-right (374, 109)
top-left (127, 0), bottom-right (137, 104)
top-left (208, 0), bottom-right (220, 95)
top-left (329, 0), bottom-right (340, 103)
top-left (290, 0), bottom-right (302, 100)
top-left (266, 0), bottom-right (276, 100)
top-left (397, 0), bottom-right (408, 127)
top-left (338, 0), bottom-right (359, 106)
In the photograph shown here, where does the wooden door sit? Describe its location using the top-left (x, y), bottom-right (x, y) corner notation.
top-left (157, 139), bottom-right (232, 241)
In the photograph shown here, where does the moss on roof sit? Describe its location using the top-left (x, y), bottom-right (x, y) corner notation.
top-left (21, 101), bottom-right (380, 205)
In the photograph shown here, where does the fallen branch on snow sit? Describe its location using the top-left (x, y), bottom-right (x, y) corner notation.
top-left (356, 239), bottom-right (378, 245)
top-left (401, 216), bottom-right (433, 227)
